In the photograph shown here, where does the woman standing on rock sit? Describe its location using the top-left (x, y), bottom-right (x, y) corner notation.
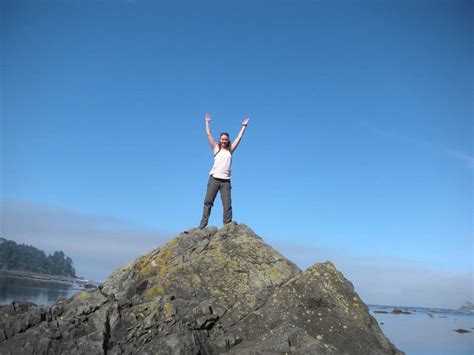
top-left (199, 113), bottom-right (250, 229)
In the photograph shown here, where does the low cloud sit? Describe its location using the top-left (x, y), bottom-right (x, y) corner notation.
top-left (272, 241), bottom-right (473, 310)
top-left (1, 199), bottom-right (172, 281)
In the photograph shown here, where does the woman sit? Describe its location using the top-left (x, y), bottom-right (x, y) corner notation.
top-left (199, 113), bottom-right (250, 229)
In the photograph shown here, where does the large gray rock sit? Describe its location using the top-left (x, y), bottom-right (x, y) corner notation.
top-left (0, 222), bottom-right (404, 354)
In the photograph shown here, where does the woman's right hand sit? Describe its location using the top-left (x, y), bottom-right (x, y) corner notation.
top-left (204, 113), bottom-right (217, 148)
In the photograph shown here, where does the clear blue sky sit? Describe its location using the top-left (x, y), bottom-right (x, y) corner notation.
top-left (1, 0), bottom-right (472, 308)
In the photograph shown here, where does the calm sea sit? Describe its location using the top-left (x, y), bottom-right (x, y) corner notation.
top-left (1, 275), bottom-right (472, 354)
top-left (0, 274), bottom-right (82, 306)
top-left (369, 305), bottom-right (474, 355)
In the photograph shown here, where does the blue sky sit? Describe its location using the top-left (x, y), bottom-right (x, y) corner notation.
top-left (1, 0), bottom-right (472, 308)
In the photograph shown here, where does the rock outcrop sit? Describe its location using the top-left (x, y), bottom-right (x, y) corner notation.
top-left (0, 223), bottom-right (404, 354)
top-left (459, 301), bottom-right (474, 311)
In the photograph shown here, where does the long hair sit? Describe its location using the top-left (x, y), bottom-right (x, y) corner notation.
top-left (219, 132), bottom-right (232, 150)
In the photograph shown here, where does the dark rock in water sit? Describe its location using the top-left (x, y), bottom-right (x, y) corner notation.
top-left (453, 329), bottom-right (471, 334)
top-left (392, 309), bottom-right (412, 315)
top-left (0, 223), bottom-right (404, 354)
top-left (374, 310), bottom-right (389, 314)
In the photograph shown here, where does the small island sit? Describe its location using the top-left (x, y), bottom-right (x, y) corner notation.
top-left (459, 301), bottom-right (474, 312)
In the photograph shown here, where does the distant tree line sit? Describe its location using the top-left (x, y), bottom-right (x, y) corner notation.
top-left (0, 237), bottom-right (76, 277)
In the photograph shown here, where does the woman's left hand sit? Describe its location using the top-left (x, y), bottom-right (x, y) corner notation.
top-left (242, 117), bottom-right (250, 126)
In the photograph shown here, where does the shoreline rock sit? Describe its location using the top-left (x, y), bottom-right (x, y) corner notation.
top-left (0, 268), bottom-right (98, 289)
top-left (392, 309), bottom-right (412, 315)
top-left (453, 329), bottom-right (471, 334)
top-left (459, 301), bottom-right (474, 312)
top-left (0, 222), bottom-right (404, 354)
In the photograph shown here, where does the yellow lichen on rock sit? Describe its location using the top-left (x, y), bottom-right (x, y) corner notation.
top-left (139, 262), bottom-right (154, 278)
top-left (144, 284), bottom-right (166, 297)
top-left (191, 274), bottom-right (201, 286)
top-left (163, 302), bottom-right (176, 318)
top-left (75, 291), bottom-right (91, 300)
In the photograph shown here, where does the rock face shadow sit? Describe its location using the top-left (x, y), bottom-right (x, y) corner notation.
top-left (0, 222), bottom-right (404, 354)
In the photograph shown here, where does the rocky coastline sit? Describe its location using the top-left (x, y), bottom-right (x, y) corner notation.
top-left (0, 223), bottom-right (403, 354)
top-left (0, 268), bottom-right (97, 290)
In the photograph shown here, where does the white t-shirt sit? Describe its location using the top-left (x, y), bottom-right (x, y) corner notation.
top-left (209, 147), bottom-right (232, 179)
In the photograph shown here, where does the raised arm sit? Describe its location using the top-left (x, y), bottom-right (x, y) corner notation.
top-left (205, 113), bottom-right (217, 150)
top-left (231, 117), bottom-right (250, 153)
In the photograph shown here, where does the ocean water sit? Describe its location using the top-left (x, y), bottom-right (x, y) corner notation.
top-left (1, 276), bottom-right (472, 354)
top-left (0, 274), bottom-right (80, 306)
top-left (369, 305), bottom-right (474, 355)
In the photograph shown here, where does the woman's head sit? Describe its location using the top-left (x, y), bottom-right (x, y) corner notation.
top-left (219, 132), bottom-right (231, 150)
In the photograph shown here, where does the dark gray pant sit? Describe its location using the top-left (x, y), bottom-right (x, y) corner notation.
top-left (199, 175), bottom-right (232, 228)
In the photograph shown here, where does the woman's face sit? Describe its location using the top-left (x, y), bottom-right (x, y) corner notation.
top-left (220, 135), bottom-right (229, 148)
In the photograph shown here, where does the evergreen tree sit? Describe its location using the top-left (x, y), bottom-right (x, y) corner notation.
top-left (0, 237), bottom-right (77, 277)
